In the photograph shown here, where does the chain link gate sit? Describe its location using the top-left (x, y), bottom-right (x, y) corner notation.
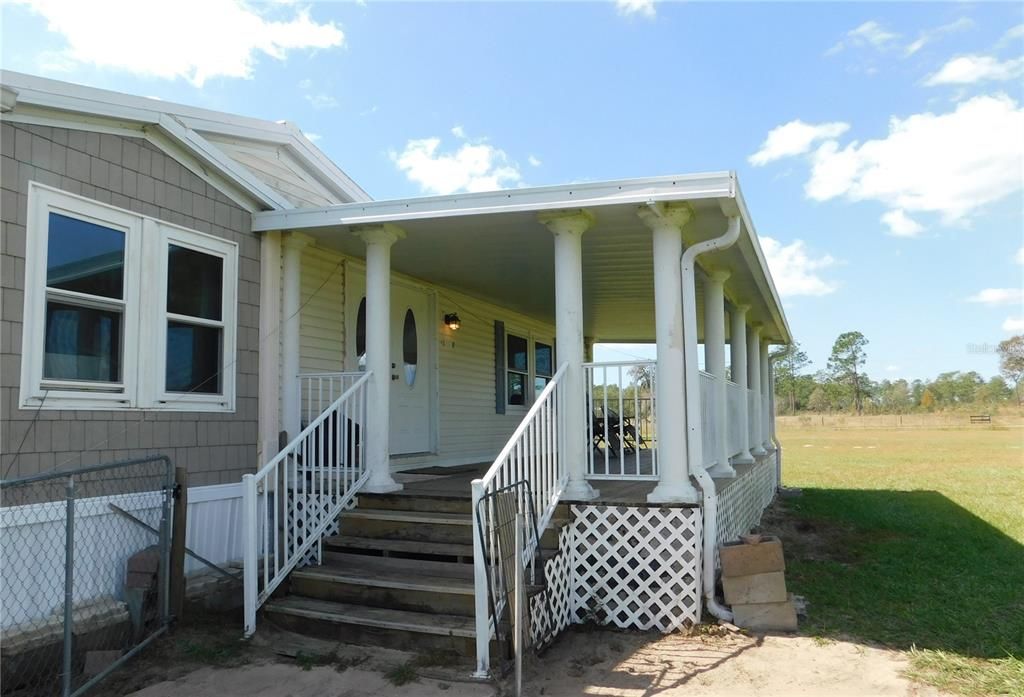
top-left (1, 455), bottom-right (175, 697)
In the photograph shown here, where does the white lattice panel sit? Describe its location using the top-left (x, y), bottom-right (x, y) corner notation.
top-left (715, 453), bottom-right (778, 567)
top-left (530, 524), bottom-right (573, 646)
top-left (569, 505), bottom-right (701, 632)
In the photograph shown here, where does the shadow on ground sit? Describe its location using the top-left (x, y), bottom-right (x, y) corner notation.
top-left (760, 489), bottom-right (1024, 660)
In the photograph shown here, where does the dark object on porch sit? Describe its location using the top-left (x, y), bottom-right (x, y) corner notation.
top-left (298, 414), bottom-right (362, 474)
top-left (969, 414), bottom-right (991, 424)
top-left (591, 407), bottom-right (645, 458)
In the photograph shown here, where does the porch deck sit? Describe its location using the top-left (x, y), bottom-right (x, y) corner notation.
top-left (390, 455), bottom-right (770, 508)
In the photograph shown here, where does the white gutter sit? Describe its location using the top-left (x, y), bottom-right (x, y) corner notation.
top-left (677, 207), bottom-right (742, 622)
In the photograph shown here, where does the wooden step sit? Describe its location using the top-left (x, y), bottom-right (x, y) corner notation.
top-left (263, 596), bottom-right (479, 656)
top-left (325, 535), bottom-right (475, 563)
top-left (338, 508), bottom-right (567, 548)
top-left (357, 491), bottom-right (472, 515)
top-left (290, 553), bottom-right (476, 616)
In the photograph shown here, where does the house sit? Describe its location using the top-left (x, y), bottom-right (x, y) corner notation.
top-left (0, 71), bottom-right (790, 680)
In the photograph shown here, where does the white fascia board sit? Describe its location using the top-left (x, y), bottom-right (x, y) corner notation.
top-left (732, 181), bottom-right (792, 344)
top-left (155, 114), bottom-right (293, 210)
top-left (252, 171), bottom-right (735, 232)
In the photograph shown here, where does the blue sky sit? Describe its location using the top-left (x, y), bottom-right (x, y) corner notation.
top-left (2, 0), bottom-right (1022, 382)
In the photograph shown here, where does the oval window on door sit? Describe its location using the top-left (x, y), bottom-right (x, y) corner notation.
top-left (402, 308), bottom-right (417, 386)
top-left (356, 297), bottom-right (367, 370)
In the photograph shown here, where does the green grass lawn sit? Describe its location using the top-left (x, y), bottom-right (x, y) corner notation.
top-left (774, 425), bottom-right (1024, 697)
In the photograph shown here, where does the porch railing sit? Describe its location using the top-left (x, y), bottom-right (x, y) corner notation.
top-left (726, 380), bottom-right (746, 458)
top-left (584, 360), bottom-right (658, 480)
top-left (242, 372), bottom-right (371, 636)
top-left (698, 370), bottom-right (718, 469)
top-left (299, 371), bottom-right (363, 427)
top-left (471, 362), bottom-right (568, 677)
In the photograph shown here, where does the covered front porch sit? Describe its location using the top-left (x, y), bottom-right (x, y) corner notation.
top-left (243, 171), bottom-right (791, 675)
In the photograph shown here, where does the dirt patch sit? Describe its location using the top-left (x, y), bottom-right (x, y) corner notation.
top-left (525, 626), bottom-right (952, 696)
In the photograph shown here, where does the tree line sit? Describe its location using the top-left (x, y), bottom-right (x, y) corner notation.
top-left (771, 332), bottom-right (1024, 415)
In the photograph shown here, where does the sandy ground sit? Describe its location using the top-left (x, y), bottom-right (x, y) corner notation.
top-left (118, 626), bottom-right (951, 697)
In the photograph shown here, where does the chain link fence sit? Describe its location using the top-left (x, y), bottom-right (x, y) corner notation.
top-left (1, 455), bottom-right (174, 696)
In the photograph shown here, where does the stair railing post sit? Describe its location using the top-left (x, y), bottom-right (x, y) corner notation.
top-left (470, 478), bottom-right (490, 678)
top-left (242, 473), bottom-right (258, 637)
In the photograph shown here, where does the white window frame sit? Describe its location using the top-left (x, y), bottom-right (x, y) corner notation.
top-left (20, 183), bottom-right (238, 412)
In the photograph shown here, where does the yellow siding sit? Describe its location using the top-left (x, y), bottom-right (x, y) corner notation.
top-left (298, 244), bottom-right (554, 471)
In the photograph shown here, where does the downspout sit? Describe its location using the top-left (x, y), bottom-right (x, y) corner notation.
top-left (658, 200), bottom-right (741, 622)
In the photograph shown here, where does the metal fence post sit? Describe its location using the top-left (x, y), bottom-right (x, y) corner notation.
top-left (62, 475), bottom-right (75, 697)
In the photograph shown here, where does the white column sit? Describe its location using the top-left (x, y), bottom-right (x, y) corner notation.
top-left (281, 232), bottom-right (310, 442)
top-left (761, 338), bottom-right (774, 452)
top-left (730, 305), bottom-right (755, 465)
top-left (257, 230), bottom-right (282, 464)
top-left (638, 203), bottom-right (700, 504)
top-left (748, 323), bottom-right (767, 457)
top-left (539, 210), bottom-right (598, 501)
top-left (355, 224), bottom-right (405, 493)
top-left (704, 271), bottom-right (735, 478)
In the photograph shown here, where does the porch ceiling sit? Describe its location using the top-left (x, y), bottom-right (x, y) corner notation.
top-left (253, 172), bottom-right (791, 344)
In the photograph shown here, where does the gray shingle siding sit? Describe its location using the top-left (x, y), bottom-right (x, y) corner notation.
top-left (0, 122), bottom-right (260, 486)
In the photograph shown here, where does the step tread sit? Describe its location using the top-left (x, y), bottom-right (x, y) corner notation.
top-left (340, 509), bottom-right (473, 525)
top-left (264, 596), bottom-right (477, 638)
top-left (293, 554), bottom-right (475, 594)
top-left (326, 535), bottom-right (475, 558)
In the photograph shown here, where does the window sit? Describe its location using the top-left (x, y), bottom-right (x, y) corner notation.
top-left (21, 183), bottom-right (238, 411)
top-left (499, 328), bottom-right (553, 409)
top-left (402, 308), bottom-right (418, 386)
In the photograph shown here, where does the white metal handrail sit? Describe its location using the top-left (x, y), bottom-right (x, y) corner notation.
top-left (242, 372), bottom-right (371, 636)
top-left (584, 360), bottom-right (658, 480)
top-left (698, 371), bottom-right (718, 469)
top-left (299, 371), bottom-right (363, 426)
top-left (471, 362), bottom-right (568, 677)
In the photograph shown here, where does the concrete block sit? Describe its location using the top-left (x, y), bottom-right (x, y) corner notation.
top-left (83, 650), bottom-right (121, 678)
top-left (731, 598), bottom-right (798, 632)
top-left (125, 570), bottom-right (155, 589)
top-left (723, 571), bottom-right (788, 605)
top-left (720, 535), bottom-right (785, 577)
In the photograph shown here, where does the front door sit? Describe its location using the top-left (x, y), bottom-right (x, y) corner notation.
top-left (389, 283), bottom-right (433, 454)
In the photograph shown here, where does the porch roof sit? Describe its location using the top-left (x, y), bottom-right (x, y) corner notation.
top-left (253, 171), bottom-right (792, 344)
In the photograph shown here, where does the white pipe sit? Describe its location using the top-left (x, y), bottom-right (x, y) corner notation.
top-left (680, 213), bottom-right (741, 622)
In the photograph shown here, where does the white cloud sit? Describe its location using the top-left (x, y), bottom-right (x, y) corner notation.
top-left (760, 237), bottom-right (838, 297)
top-left (615, 0), bottom-right (655, 19)
top-left (885, 364), bottom-right (902, 373)
top-left (303, 132), bottom-right (321, 142)
top-left (1016, 246), bottom-right (1024, 265)
top-left (905, 17), bottom-right (974, 57)
top-left (297, 78), bottom-right (313, 90)
top-left (880, 209), bottom-right (924, 237)
top-left (827, 20), bottom-right (899, 55)
top-left (11, 0), bottom-right (344, 86)
top-left (391, 136), bottom-right (522, 195)
top-left (924, 54), bottom-right (1024, 86)
top-left (802, 94), bottom-right (1024, 225)
top-left (1002, 316), bottom-right (1024, 333)
top-left (999, 24), bottom-right (1024, 47)
top-left (527, 155), bottom-right (542, 167)
top-left (967, 288), bottom-right (1024, 305)
top-left (451, 125), bottom-right (466, 139)
top-left (748, 120), bottom-right (850, 166)
top-left (304, 92), bottom-right (338, 109)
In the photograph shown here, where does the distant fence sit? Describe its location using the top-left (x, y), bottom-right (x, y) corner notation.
top-left (777, 412), bottom-right (1022, 430)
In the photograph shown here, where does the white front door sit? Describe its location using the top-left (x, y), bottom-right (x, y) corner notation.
top-left (347, 269), bottom-right (435, 456)
top-left (389, 283), bottom-right (433, 454)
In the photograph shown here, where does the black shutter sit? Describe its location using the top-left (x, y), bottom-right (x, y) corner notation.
top-left (494, 320), bottom-right (506, 414)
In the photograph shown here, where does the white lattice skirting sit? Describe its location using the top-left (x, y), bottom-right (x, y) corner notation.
top-left (569, 505), bottom-right (702, 632)
top-left (528, 454), bottom-right (778, 639)
top-left (715, 452), bottom-right (779, 565)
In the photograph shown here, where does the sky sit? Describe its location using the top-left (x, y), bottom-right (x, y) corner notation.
top-left (2, 0), bottom-right (1022, 382)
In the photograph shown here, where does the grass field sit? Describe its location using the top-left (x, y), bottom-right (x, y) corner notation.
top-left (774, 423), bottom-right (1024, 696)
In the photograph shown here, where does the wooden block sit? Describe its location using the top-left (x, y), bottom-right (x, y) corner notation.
top-left (722, 571), bottom-right (787, 605)
top-left (720, 536), bottom-right (784, 577)
top-left (732, 600), bottom-right (798, 631)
